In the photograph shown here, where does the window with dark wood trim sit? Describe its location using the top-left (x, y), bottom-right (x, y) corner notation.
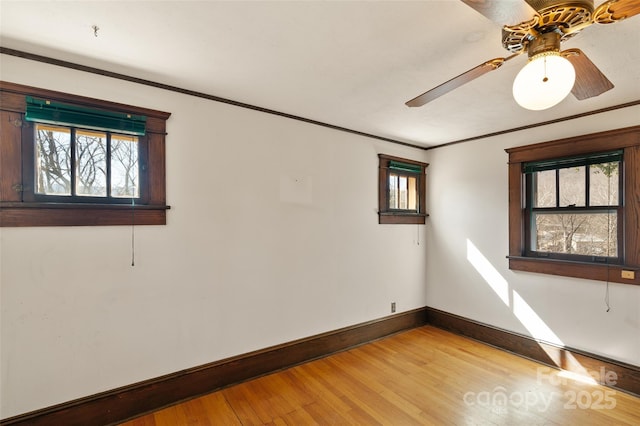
top-left (506, 126), bottom-right (640, 285)
top-left (0, 81), bottom-right (171, 227)
top-left (378, 154), bottom-right (428, 224)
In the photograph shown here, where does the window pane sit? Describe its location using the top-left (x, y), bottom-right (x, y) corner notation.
top-left (533, 212), bottom-right (617, 257)
top-left (35, 124), bottom-right (71, 195)
top-left (111, 134), bottom-right (139, 198)
top-left (408, 176), bottom-right (417, 210)
top-left (534, 170), bottom-right (556, 208)
top-left (389, 174), bottom-right (398, 209)
top-left (559, 166), bottom-right (585, 207)
top-left (75, 130), bottom-right (107, 196)
top-left (399, 176), bottom-right (408, 209)
top-left (589, 162), bottom-right (619, 206)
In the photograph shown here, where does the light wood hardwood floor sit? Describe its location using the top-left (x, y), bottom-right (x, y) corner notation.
top-left (120, 326), bottom-right (640, 425)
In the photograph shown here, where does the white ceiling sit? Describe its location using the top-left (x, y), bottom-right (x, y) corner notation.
top-left (1, 0), bottom-right (638, 148)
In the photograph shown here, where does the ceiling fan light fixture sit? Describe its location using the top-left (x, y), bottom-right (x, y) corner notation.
top-left (512, 51), bottom-right (576, 110)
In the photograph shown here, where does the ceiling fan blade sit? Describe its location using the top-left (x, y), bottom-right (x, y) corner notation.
top-left (461, 0), bottom-right (538, 26)
top-left (561, 49), bottom-right (614, 100)
top-left (406, 55), bottom-right (519, 108)
top-left (594, 0), bottom-right (640, 24)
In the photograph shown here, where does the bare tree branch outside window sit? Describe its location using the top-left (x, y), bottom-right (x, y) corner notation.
top-left (36, 125), bottom-right (71, 195)
top-left (34, 123), bottom-right (139, 199)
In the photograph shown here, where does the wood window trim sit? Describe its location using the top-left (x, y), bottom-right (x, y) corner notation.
top-left (0, 81), bottom-right (171, 227)
top-left (378, 154), bottom-right (428, 225)
top-left (505, 125), bottom-right (640, 286)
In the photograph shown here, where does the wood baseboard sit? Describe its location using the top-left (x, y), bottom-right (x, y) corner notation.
top-left (425, 306), bottom-right (640, 397)
top-left (0, 308), bottom-right (428, 426)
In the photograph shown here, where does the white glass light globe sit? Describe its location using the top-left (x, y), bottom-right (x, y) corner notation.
top-left (512, 53), bottom-right (576, 110)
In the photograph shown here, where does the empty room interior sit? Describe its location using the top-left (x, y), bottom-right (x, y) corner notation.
top-left (0, 1), bottom-right (639, 425)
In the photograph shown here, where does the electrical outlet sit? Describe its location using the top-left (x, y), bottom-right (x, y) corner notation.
top-left (391, 302), bottom-right (396, 313)
top-left (621, 270), bottom-right (635, 280)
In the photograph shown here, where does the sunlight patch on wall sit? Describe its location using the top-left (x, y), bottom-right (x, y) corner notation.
top-left (467, 238), bottom-right (561, 344)
top-left (466, 239), bottom-right (510, 306)
top-left (512, 291), bottom-right (563, 346)
top-left (465, 238), bottom-right (597, 381)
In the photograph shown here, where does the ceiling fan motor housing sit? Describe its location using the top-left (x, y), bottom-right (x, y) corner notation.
top-left (528, 31), bottom-right (562, 58)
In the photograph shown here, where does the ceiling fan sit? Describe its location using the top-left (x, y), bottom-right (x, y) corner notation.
top-left (406, 0), bottom-right (640, 110)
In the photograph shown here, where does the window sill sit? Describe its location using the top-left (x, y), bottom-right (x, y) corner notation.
top-left (0, 202), bottom-right (170, 227)
top-left (507, 256), bottom-right (639, 286)
top-left (378, 212), bottom-right (429, 225)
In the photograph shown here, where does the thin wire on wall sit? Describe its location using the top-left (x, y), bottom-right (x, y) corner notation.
top-left (131, 196), bottom-right (136, 267)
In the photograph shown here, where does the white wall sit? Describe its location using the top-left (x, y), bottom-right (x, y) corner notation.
top-left (425, 105), bottom-right (640, 367)
top-left (0, 55), bottom-right (428, 418)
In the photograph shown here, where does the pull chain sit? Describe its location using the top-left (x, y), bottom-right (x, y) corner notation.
top-left (131, 196), bottom-right (136, 267)
top-left (604, 167), bottom-right (612, 312)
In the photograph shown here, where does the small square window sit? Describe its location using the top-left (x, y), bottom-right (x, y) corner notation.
top-left (378, 154), bottom-right (428, 224)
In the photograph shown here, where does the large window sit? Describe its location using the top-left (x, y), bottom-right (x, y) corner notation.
top-left (378, 154), bottom-right (428, 224)
top-left (506, 126), bottom-right (640, 285)
top-left (0, 81), bottom-right (171, 227)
